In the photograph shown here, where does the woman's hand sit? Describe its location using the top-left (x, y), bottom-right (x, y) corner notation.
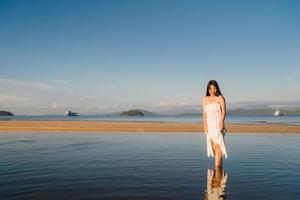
top-left (220, 122), bottom-right (224, 130)
top-left (220, 123), bottom-right (226, 134)
top-left (220, 123), bottom-right (226, 132)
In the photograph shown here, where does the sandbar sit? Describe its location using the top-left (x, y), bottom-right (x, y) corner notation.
top-left (0, 120), bottom-right (299, 133)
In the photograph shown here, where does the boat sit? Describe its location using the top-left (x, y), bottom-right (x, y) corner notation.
top-left (273, 108), bottom-right (283, 116)
top-left (64, 111), bottom-right (78, 117)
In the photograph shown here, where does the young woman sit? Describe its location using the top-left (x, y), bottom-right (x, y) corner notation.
top-left (202, 80), bottom-right (228, 166)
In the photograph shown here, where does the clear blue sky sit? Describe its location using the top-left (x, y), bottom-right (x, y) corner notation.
top-left (0, 0), bottom-right (299, 113)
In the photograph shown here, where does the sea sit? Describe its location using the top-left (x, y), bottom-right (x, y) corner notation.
top-left (0, 115), bottom-right (300, 199)
top-left (0, 132), bottom-right (299, 199)
top-left (4, 114), bottom-right (300, 125)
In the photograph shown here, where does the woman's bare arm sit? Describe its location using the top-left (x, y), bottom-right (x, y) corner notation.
top-left (202, 98), bottom-right (208, 133)
top-left (218, 96), bottom-right (226, 130)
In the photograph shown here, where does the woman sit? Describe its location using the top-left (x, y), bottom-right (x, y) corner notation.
top-left (202, 80), bottom-right (228, 166)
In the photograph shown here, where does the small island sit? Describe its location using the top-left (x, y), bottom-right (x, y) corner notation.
top-left (0, 111), bottom-right (14, 116)
top-left (120, 109), bottom-right (145, 116)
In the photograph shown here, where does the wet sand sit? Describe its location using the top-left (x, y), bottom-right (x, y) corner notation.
top-left (0, 120), bottom-right (299, 133)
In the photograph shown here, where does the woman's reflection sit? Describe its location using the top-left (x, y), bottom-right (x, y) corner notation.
top-left (204, 166), bottom-right (228, 200)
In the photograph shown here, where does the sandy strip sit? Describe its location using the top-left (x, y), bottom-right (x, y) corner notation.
top-left (0, 120), bottom-right (299, 133)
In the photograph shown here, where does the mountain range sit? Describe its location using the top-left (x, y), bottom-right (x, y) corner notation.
top-left (2, 101), bottom-right (300, 116)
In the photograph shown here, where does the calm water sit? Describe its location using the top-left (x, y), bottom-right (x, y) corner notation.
top-left (7, 114), bottom-right (300, 125)
top-left (0, 132), bottom-right (300, 199)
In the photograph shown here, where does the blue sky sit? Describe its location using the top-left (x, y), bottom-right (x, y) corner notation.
top-left (0, 0), bottom-right (299, 113)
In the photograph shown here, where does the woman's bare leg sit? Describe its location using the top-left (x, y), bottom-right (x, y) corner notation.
top-left (213, 142), bottom-right (222, 167)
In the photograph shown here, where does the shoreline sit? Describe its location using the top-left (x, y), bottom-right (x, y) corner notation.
top-left (0, 120), bottom-right (299, 133)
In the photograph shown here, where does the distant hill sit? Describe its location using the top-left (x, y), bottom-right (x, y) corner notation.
top-left (152, 106), bottom-right (201, 115)
top-left (0, 111), bottom-right (14, 116)
top-left (120, 109), bottom-right (155, 116)
top-left (288, 109), bottom-right (300, 115)
top-left (148, 104), bottom-right (300, 116)
top-left (4, 102), bottom-right (300, 116)
top-left (137, 109), bottom-right (158, 116)
top-left (229, 109), bottom-right (274, 116)
top-left (228, 109), bottom-right (300, 116)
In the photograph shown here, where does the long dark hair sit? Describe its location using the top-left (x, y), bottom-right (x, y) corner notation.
top-left (206, 80), bottom-right (222, 96)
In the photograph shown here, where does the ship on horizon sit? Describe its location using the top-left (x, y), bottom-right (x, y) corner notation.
top-left (64, 111), bottom-right (79, 117)
top-left (273, 108), bottom-right (284, 117)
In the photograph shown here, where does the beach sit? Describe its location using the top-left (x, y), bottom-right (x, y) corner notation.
top-left (0, 120), bottom-right (299, 133)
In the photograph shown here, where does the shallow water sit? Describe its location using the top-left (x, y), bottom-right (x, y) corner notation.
top-left (0, 132), bottom-right (299, 199)
top-left (7, 114), bottom-right (300, 125)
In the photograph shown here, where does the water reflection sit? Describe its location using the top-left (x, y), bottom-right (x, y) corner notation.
top-left (204, 166), bottom-right (228, 200)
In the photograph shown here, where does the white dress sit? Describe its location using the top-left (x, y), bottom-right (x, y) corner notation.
top-left (204, 103), bottom-right (228, 158)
